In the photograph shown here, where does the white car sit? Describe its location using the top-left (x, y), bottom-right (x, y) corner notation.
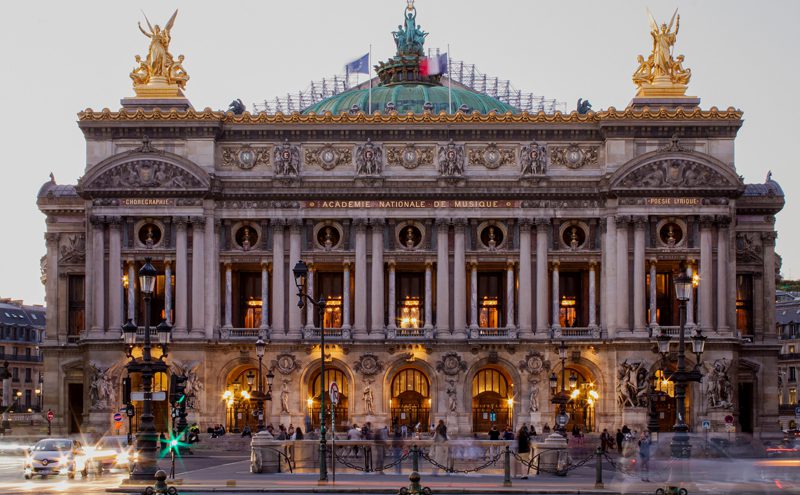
top-left (23, 438), bottom-right (88, 479)
top-left (89, 436), bottom-right (136, 472)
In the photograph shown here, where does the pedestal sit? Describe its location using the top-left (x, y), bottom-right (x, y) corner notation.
top-left (528, 412), bottom-right (543, 433)
top-left (279, 413), bottom-right (292, 428)
top-left (621, 407), bottom-right (648, 432)
top-left (446, 412), bottom-right (460, 435)
top-left (533, 433), bottom-right (568, 476)
top-left (250, 431), bottom-right (282, 473)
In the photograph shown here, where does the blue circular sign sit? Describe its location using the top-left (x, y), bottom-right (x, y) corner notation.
top-left (113, 412), bottom-right (123, 422)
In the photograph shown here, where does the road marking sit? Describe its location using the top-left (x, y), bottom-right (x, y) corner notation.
top-left (177, 459), bottom-right (249, 476)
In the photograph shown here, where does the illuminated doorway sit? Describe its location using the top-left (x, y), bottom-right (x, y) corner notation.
top-left (472, 368), bottom-right (513, 432)
top-left (390, 368), bottom-right (431, 432)
top-left (308, 368), bottom-right (349, 430)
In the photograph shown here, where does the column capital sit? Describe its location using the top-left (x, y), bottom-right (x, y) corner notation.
top-left (435, 217), bottom-right (450, 227)
top-left (715, 215), bottom-right (732, 229)
top-left (615, 215), bottom-right (630, 227)
top-left (261, 260), bottom-right (271, 270)
top-left (453, 218), bottom-right (468, 230)
top-left (648, 257), bottom-right (658, 266)
top-left (518, 218), bottom-right (533, 231)
top-left (761, 231), bottom-right (778, 245)
top-left (44, 232), bottom-right (59, 244)
top-left (550, 260), bottom-right (560, 269)
top-left (107, 216), bottom-right (123, 228)
top-left (224, 261), bottom-right (233, 269)
top-left (163, 258), bottom-right (173, 266)
top-left (699, 215), bottom-right (715, 228)
top-left (353, 218), bottom-right (369, 231)
top-left (89, 215), bottom-right (106, 226)
top-left (535, 218), bottom-right (550, 232)
top-left (343, 260), bottom-right (352, 269)
top-left (468, 258), bottom-right (479, 268)
top-left (370, 218), bottom-right (386, 228)
top-left (288, 218), bottom-right (303, 232)
top-left (588, 260), bottom-right (598, 269)
top-left (271, 219), bottom-right (286, 232)
top-left (425, 260), bottom-right (434, 268)
top-left (633, 216), bottom-right (648, 229)
top-left (506, 259), bottom-right (516, 269)
top-left (387, 259), bottom-right (396, 268)
top-left (174, 217), bottom-right (188, 230)
top-left (190, 216), bottom-right (206, 228)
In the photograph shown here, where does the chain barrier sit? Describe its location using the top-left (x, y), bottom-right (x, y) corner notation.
top-left (511, 449), bottom-right (596, 476)
top-left (419, 448), bottom-right (504, 474)
top-left (333, 448), bottom-right (411, 473)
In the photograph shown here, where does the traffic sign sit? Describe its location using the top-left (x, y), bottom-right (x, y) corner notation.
top-left (131, 391), bottom-right (166, 401)
top-left (114, 421), bottom-right (122, 429)
top-left (113, 412), bottom-right (123, 422)
top-left (701, 420), bottom-right (711, 430)
top-left (46, 410), bottom-right (54, 422)
top-left (126, 404), bottom-right (135, 417)
top-left (724, 415), bottom-right (734, 424)
top-left (329, 381), bottom-right (340, 406)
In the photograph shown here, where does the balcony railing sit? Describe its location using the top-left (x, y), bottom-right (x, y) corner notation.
top-left (220, 328), bottom-right (266, 340)
top-left (551, 326), bottom-right (602, 340)
top-left (779, 352), bottom-right (800, 361)
top-left (386, 327), bottom-right (434, 339)
top-left (469, 327), bottom-right (515, 339)
top-left (302, 327), bottom-right (349, 340)
top-left (659, 326), bottom-right (682, 336)
top-left (0, 355), bottom-right (43, 363)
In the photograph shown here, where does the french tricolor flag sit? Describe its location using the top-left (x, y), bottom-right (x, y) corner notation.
top-left (420, 53), bottom-right (448, 76)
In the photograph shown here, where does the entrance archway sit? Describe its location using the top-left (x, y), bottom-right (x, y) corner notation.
top-left (308, 368), bottom-right (349, 430)
top-left (129, 371), bottom-right (169, 434)
top-left (390, 368), bottom-right (430, 432)
top-left (472, 368), bottom-right (513, 432)
top-left (223, 367), bottom-right (258, 433)
top-left (651, 367), bottom-right (692, 431)
top-left (555, 367), bottom-right (598, 433)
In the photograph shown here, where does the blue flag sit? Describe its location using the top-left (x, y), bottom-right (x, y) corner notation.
top-left (345, 53), bottom-right (370, 75)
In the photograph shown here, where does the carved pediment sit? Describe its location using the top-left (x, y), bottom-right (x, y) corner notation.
top-left (610, 152), bottom-right (742, 192)
top-left (86, 159), bottom-right (204, 190)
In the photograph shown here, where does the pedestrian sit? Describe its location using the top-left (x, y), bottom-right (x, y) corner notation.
top-left (638, 431), bottom-right (652, 482)
top-left (488, 424), bottom-right (500, 440)
top-left (600, 428), bottom-right (611, 453)
top-left (529, 424), bottom-right (537, 439)
top-left (516, 424), bottom-right (531, 479)
top-left (431, 419), bottom-right (450, 475)
top-left (241, 425), bottom-right (252, 437)
top-left (392, 427), bottom-right (404, 474)
top-left (400, 423), bottom-right (408, 439)
top-left (542, 423), bottom-right (551, 435)
top-left (348, 423), bottom-right (361, 457)
top-left (503, 425), bottom-right (515, 440)
top-left (362, 422), bottom-right (373, 471)
top-left (374, 426), bottom-right (388, 473)
top-left (615, 429), bottom-right (624, 454)
top-left (294, 427), bottom-right (304, 440)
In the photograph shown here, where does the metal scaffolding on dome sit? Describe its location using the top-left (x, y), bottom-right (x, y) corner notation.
top-left (252, 56), bottom-right (565, 114)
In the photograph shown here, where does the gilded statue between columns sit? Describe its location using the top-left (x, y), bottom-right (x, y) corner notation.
top-left (632, 9), bottom-right (692, 98)
top-left (130, 10), bottom-right (190, 98)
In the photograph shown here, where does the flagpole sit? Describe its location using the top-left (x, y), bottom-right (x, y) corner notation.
top-left (447, 44), bottom-right (453, 113)
top-left (368, 44), bottom-right (373, 113)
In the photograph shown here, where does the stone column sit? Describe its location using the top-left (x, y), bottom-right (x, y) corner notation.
top-left (205, 215), bottom-right (217, 338)
top-left (371, 220), bottom-right (385, 333)
top-left (260, 262), bottom-right (270, 330)
top-left (633, 218), bottom-right (646, 333)
top-left (506, 261), bottom-right (515, 329)
top-left (535, 219), bottom-right (550, 333)
top-left (44, 233), bottom-right (59, 339)
top-left (387, 261), bottom-right (397, 330)
top-left (224, 263), bottom-right (233, 329)
top-left (271, 221), bottom-right (286, 335)
top-left (588, 261), bottom-right (597, 328)
top-left (435, 219), bottom-right (450, 333)
top-left (107, 218), bottom-right (122, 330)
top-left (174, 219), bottom-right (187, 332)
top-left (686, 262), bottom-right (696, 328)
top-left (191, 218), bottom-right (206, 333)
top-left (716, 218), bottom-right (730, 332)
top-left (698, 217), bottom-right (714, 332)
top-left (518, 220), bottom-right (533, 338)
top-left (354, 219), bottom-right (368, 336)
top-left (424, 261), bottom-right (433, 330)
top-left (453, 219), bottom-right (467, 337)
top-left (551, 261), bottom-right (560, 329)
top-left (603, 218), bottom-right (617, 335)
top-left (288, 220), bottom-right (303, 338)
top-left (469, 261), bottom-right (479, 330)
top-left (762, 231), bottom-right (778, 339)
top-left (164, 260), bottom-right (173, 325)
top-left (342, 262), bottom-right (352, 330)
top-left (306, 264), bottom-right (315, 329)
top-left (616, 217), bottom-right (630, 332)
top-left (649, 259), bottom-right (658, 328)
top-left (91, 216), bottom-right (105, 332)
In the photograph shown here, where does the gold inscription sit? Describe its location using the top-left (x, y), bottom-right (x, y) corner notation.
top-left (305, 200), bottom-right (517, 209)
top-left (645, 197), bottom-right (701, 206)
top-left (120, 198), bottom-right (175, 206)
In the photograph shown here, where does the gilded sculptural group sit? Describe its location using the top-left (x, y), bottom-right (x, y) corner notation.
top-left (632, 10), bottom-right (692, 97)
top-left (130, 10), bottom-right (190, 97)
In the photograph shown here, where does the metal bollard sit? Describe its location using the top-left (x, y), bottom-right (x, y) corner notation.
top-left (397, 445), bottom-right (431, 495)
top-left (411, 445), bottom-right (419, 474)
top-left (503, 445), bottom-right (512, 487)
top-left (594, 447), bottom-right (604, 489)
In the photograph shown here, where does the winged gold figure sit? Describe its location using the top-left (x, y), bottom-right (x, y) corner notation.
top-left (130, 10), bottom-right (189, 96)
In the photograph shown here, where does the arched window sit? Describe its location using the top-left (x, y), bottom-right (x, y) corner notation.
top-left (308, 368), bottom-right (349, 430)
top-left (223, 367), bottom-right (259, 432)
top-left (472, 368), bottom-right (512, 433)
top-left (390, 369), bottom-right (430, 432)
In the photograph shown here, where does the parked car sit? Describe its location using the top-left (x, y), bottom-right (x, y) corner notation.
top-left (23, 438), bottom-right (88, 479)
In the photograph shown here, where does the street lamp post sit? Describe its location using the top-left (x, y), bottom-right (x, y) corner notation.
top-left (549, 341), bottom-right (570, 437)
top-left (252, 338), bottom-right (274, 432)
top-left (292, 260), bottom-right (328, 483)
top-left (122, 258), bottom-right (173, 480)
top-left (654, 272), bottom-right (705, 460)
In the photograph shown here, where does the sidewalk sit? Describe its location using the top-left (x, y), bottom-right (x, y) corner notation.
top-left (107, 459), bottom-right (778, 494)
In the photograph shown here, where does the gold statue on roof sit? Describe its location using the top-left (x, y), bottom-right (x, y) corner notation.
top-left (130, 10), bottom-right (189, 98)
top-left (632, 9), bottom-right (692, 98)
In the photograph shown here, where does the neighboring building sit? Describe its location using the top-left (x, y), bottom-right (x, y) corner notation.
top-left (777, 294), bottom-right (800, 429)
top-left (37, 5), bottom-right (785, 437)
top-left (0, 300), bottom-right (45, 412)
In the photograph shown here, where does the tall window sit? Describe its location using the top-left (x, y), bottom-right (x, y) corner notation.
top-left (309, 368), bottom-right (349, 429)
top-left (790, 367), bottom-right (797, 383)
top-left (478, 272), bottom-right (505, 328)
top-left (646, 272), bottom-right (682, 326)
top-left (237, 272), bottom-right (262, 328)
top-left (25, 368), bottom-right (31, 383)
top-left (736, 275), bottom-right (754, 335)
top-left (67, 275), bottom-right (85, 335)
top-left (396, 272), bottom-right (424, 329)
top-left (559, 272), bottom-right (584, 327)
top-left (317, 272), bottom-right (344, 328)
top-left (137, 271), bottom-right (169, 325)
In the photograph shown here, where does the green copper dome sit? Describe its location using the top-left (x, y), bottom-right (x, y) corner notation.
top-left (302, 84), bottom-right (518, 115)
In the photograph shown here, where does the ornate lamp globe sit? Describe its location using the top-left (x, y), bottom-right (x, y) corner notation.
top-left (122, 319), bottom-right (138, 345)
top-left (246, 371), bottom-right (255, 387)
top-left (292, 260), bottom-right (308, 290)
top-left (549, 372), bottom-right (558, 390)
top-left (138, 258), bottom-right (158, 295)
top-left (656, 333), bottom-right (672, 355)
top-left (691, 330), bottom-right (707, 356)
top-left (156, 320), bottom-right (172, 345)
top-left (255, 338), bottom-right (266, 359)
top-left (673, 273), bottom-right (693, 302)
top-left (569, 373), bottom-right (578, 389)
top-left (557, 341), bottom-right (568, 361)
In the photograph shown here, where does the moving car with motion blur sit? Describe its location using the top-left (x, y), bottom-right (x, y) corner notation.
top-left (23, 438), bottom-right (88, 479)
top-left (89, 435), bottom-right (136, 473)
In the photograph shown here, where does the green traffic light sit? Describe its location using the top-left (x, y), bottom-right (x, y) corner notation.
top-left (170, 439), bottom-right (178, 447)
